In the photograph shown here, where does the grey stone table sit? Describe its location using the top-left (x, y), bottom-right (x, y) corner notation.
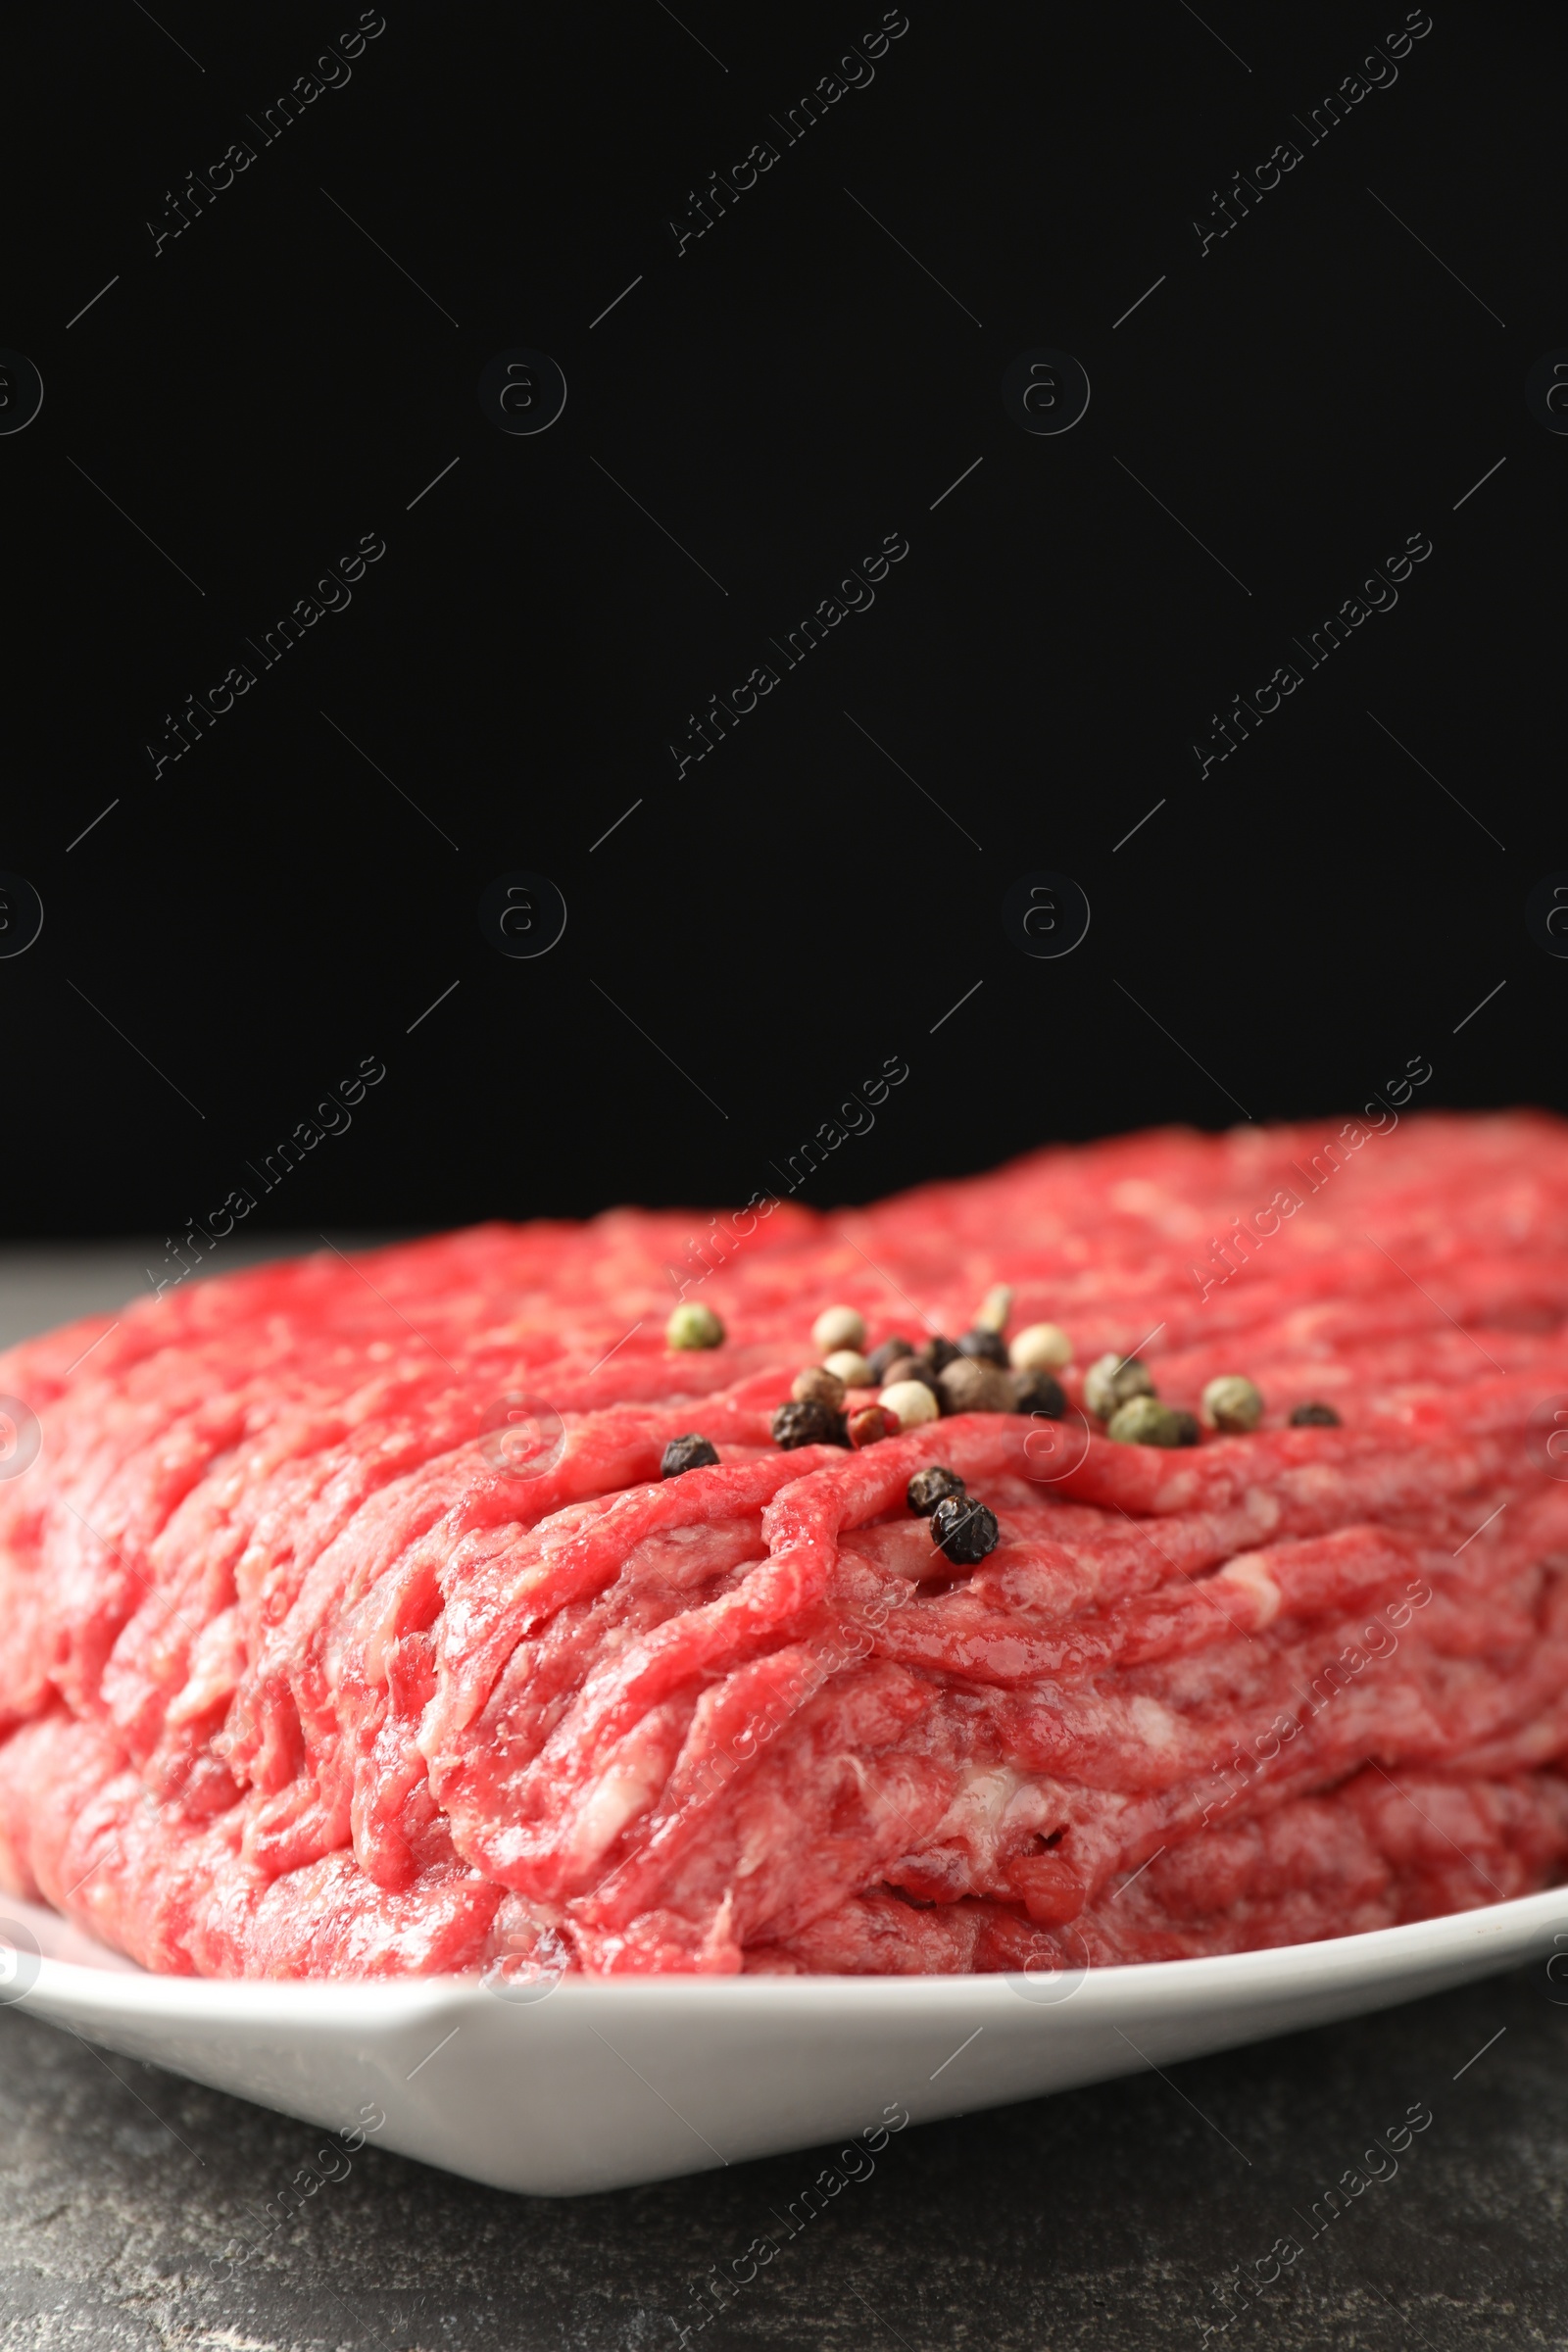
top-left (1, 1250), bottom-right (1566, 2351)
top-left (2, 1969), bottom-right (1565, 2350)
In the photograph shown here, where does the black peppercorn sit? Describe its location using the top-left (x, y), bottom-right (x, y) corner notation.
top-left (907, 1464), bottom-right (966, 1516)
top-left (661, 1433), bottom-right (719, 1478)
top-left (866, 1336), bottom-right (913, 1384)
top-left (1010, 1369), bottom-right (1066, 1419)
top-left (771, 1397), bottom-right (850, 1449)
top-left (956, 1327), bottom-right (1008, 1368)
top-left (881, 1354), bottom-right (941, 1396)
top-left (1290, 1400), bottom-right (1342, 1427)
top-left (1170, 1407), bottom-right (1201, 1446)
top-left (920, 1335), bottom-right (961, 1374)
top-left (930, 1493), bottom-right (1000, 1565)
top-left (938, 1357), bottom-right (1014, 1414)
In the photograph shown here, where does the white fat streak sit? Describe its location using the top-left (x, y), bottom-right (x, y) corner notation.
top-left (1127, 1692), bottom-right (1183, 1748)
top-left (1242, 1486), bottom-right (1283, 1536)
top-left (924, 1763), bottom-right (1026, 1855)
top-left (165, 1604), bottom-right (246, 1726)
top-left (1216, 1550), bottom-right (1282, 1626)
top-left (565, 1759), bottom-right (667, 1873)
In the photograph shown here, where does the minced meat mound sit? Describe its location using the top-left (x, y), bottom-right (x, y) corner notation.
top-left (1, 1110), bottom-right (1567, 1982)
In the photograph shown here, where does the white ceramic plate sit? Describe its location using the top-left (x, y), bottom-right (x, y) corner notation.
top-left (4, 1889), bottom-right (1563, 2196)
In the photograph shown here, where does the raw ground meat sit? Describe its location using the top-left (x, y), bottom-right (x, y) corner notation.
top-left (3, 1109), bottom-right (1568, 1981)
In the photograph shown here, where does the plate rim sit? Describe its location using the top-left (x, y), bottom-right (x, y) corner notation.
top-left (9, 1882), bottom-right (1565, 2024)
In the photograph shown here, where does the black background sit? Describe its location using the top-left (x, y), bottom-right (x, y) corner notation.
top-left (2, 0), bottom-right (1559, 1239)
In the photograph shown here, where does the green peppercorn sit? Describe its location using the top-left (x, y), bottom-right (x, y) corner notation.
top-left (772, 1397), bottom-right (849, 1449)
top-left (907, 1464), bottom-right (965, 1516)
top-left (1290, 1400), bottom-right (1342, 1427)
top-left (930, 1493), bottom-right (1000, 1564)
top-left (1084, 1352), bottom-right (1155, 1421)
top-left (661, 1434), bottom-right (719, 1477)
top-left (1106, 1396), bottom-right (1198, 1447)
top-left (666, 1301), bottom-right (724, 1350)
top-left (1201, 1374), bottom-right (1264, 1434)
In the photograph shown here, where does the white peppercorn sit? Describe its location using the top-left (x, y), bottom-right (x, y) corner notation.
top-left (811, 1305), bottom-right (866, 1353)
top-left (880, 1379), bottom-right (940, 1430)
top-left (1009, 1322), bottom-right (1072, 1373)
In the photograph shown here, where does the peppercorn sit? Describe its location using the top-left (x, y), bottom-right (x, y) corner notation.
top-left (1011, 1368), bottom-right (1066, 1418)
top-left (974, 1283), bottom-right (1013, 1335)
top-left (1201, 1374), bottom-right (1264, 1434)
top-left (811, 1305), bottom-right (866, 1354)
top-left (823, 1348), bottom-right (874, 1391)
top-left (866, 1335), bottom-right (913, 1384)
top-left (956, 1327), bottom-right (1009, 1368)
top-left (937, 1357), bottom-right (1015, 1414)
top-left (1290, 1400), bottom-right (1342, 1427)
top-left (848, 1404), bottom-right (895, 1447)
top-left (930, 1493), bottom-right (1000, 1565)
top-left (1083, 1352), bottom-right (1155, 1421)
top-left (882, 1354), bottom-right (940, 1396)
top-left (1010, 1322), bottom-right (1072, 1373)
top-left (666, 1301), bottom-right (724, 1350)
top-left (920, 1335), bottom-right (961, 1375)
top-left (772, 1397), bottom-right (849, 1449)
top-left (661, 1433), bottom-right (719, 1478)
top-left (879, 1379), bottom-right (940, 1431)
top-left (907, 1464), bottom-right (966, 1516)
top-left (1105, 1396), bottom-right (1197, 1447)
top-left (792, 1365), bottom-right (846, 1409)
